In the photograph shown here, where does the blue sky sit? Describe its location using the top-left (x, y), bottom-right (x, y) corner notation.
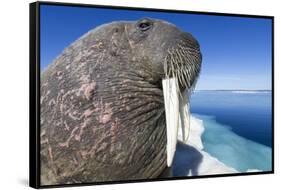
top-left (40, 4), bottom-right (272, 90)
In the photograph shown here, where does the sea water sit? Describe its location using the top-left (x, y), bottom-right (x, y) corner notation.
top-left (190, 90), bottom-right (272, 172)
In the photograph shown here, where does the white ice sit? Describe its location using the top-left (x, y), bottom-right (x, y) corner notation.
top-left (173, 116), bottom-right (238, 176)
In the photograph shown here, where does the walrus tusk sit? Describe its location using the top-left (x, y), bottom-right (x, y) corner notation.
top-left (179, 91), bottom-right (190, 143)
top-left (162, 78), bottom-right (179, 167)
top-left (162, 79), bottom-right (191, 166)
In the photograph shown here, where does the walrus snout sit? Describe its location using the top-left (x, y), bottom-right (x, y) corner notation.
top-left (163, 32), bottom-right (202, 91)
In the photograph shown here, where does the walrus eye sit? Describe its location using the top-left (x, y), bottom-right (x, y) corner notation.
top-left (137, 19), bottom-right (152, 31)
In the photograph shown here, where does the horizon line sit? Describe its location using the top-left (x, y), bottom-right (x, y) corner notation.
top-left (195, 89), bottom-right (272, 91)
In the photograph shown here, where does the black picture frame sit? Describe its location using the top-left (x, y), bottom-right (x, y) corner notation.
top-left (29, 1), bottom-right (274, 189)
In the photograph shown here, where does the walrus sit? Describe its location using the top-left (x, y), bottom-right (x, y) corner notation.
top-left (40, 18), bottom-right (202, 185)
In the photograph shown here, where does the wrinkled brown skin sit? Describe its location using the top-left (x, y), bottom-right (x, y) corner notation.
top-left (40, 18), bottom-right (201, 185)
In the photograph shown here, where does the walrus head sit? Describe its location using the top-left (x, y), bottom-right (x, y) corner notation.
top-left (90, 18), bottom-right (202, 167)
top-left (40, 18), bottom-right (202, 184)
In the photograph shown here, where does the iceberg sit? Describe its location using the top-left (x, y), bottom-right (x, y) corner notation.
top-left (231, 90), bottom-right (270, 94)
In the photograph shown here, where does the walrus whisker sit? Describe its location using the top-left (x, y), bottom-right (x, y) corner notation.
top-left (165, 44), bottom-right (201, 90)
top-left (178, 70), bottom-right (184, 89)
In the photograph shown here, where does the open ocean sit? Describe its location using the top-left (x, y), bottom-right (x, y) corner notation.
top-left (190, 90), bottom-right (272, 172)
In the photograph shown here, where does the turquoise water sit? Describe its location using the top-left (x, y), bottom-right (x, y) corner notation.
top-left (195, 114), bottom-right (272, 172)
top-left (190, 91), bottom-right (272, 172)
